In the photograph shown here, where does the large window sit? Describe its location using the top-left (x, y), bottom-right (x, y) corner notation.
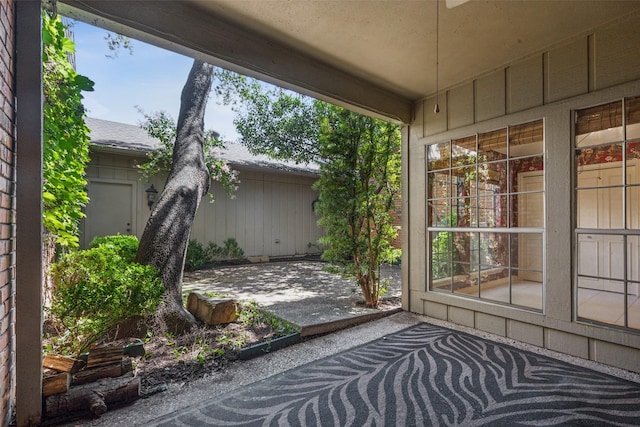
top-left (427, 119), bottom-right (544, 310)
top-left (575, 97), bottom-right (640, 330)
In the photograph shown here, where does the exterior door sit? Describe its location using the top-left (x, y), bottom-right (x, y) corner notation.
top-left (83, 180), bottom-right (135, 248)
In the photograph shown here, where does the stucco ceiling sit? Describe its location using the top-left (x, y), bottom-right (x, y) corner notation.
top-left (199, 0), bottom-right (640, 100)
top-left (60, 0), bottom-right (640, 123)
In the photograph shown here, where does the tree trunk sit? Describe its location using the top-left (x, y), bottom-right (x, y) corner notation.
top-left (136, 60), bottom-right (214, 334)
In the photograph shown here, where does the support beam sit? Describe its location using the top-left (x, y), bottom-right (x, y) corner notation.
top-left (58, 0), bottom-right (412, 124)
top-left (15, 1), bottom-right (43, 425)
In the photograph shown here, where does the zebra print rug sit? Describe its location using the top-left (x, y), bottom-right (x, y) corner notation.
top-left (152, 323), bottom-right (640, 426)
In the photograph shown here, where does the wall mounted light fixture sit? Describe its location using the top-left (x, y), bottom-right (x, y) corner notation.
top-left (146, 184), bottom-right (158, 210)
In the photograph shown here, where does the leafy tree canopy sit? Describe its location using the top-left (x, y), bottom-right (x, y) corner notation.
top-left (136, 109), bottom-right (239, 199)
top-left (215, 71), bottom-right (322, 164)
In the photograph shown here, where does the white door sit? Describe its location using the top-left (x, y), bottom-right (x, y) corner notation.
top-left (576, 161), bottom-right (638, 293)
top-left (83, 180), bottom-right (135, 248)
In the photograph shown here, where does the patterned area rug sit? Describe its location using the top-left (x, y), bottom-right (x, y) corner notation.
top-left (151, 323), bottom-right (640, 426)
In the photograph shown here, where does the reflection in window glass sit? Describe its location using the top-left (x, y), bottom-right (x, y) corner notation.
top-left (427, 142), bottom-right (450, 171)
top-left (426, 119), bottom-right (544, 311)
top-left (626, 96), bottom-right (640, 140)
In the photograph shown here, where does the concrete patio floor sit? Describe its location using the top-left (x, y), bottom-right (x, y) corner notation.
top-left (182, 260), bottom-right (402, 335)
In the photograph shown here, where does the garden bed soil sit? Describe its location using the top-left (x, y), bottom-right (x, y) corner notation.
top-left (125, 297), bottom-right (401, 395)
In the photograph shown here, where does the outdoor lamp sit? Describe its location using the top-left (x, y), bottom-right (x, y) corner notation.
top-left (146, 184), bottom-right (158, 210)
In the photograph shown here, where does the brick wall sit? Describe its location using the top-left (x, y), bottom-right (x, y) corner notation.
top-left (0, 0), bottom-right (15, 424)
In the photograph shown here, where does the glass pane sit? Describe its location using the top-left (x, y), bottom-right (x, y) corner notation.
top-left (427, 142), bottom-right (450, 171)
top-left (452, 166), bottom-right (476, 197)
top-left (478, 129), bottom-right (507, 161)
top-left (629, 235), bottom-right (640, 283)
top-left (575, 100), bottom-right (623, 148)
top-left (428, 171), bottom-right (450, 199)
top-left (628, 281), bottom-right (640, 330)
top-left (509, 119), bottom-right (544, 157)
top-left (511, 233), bottom-right (542, 271)
top-left (478, 161), bottom-right (507, 194)
top-left (429, 199), bottom-right (452, 227)
top-left (626, 96), bottom-right (640, 140)
top-left (430, 231), bottom-right (453, 284)
top-left (511, 272), bottom-right (543, 310)
top-left (451, 136), bottom-right (476, 167)
top-left (577, 234), bottom-right (624, 280)
top-left (577, 277), bottom-right (625, 326)
top-left (576, 188), bottom-right (623, 229)
top-left (627, 141), bottom-right (640, 164)
top-left (509, 193), bottom-right (543, 228)
top-left (476, 195), bottom-right (507, 228)
top-left (452, 263), bottom-right (477, 296)
top-left (510, 156), bottom-right (544, 192)
top-left (576, 144), bottom-right (623, 184)
top-left (479, 272), bottom-right (509, 304)
top-left (627, 186), bottom-right (640, 229)
top-left (479, 232), bottom-right (508, 267)
top-left (454, 198), bottom-right (475, 227)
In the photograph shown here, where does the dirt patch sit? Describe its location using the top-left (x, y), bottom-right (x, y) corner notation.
top-left (128, 297), bottom-right (402, 394)
top-left (132, 322), bottom-right (276, 394)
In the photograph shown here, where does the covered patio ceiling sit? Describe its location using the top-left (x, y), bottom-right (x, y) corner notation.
top-left (59, 0), bottom-right (640, 124)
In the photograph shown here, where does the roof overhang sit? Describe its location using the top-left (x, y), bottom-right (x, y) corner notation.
top-left (59, 1), bottom-right (640, 125)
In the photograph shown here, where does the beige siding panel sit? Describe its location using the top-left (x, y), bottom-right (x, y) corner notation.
top-left (545, 329), bottom-right (589, 359)
top-left (412, 100), bottom-right (425, 140)
top-left (593, 16), bottom-right (640, 91)
top-left (507, 55), bottom-right (544, 113)
top-left (448, 82), bottom-right (474, 130)
top-left (424, 94), bottom-right (447, 136)
top-left (507, 320), bottom-right (544, 348)
top-left (475, 69), bottom-right (506, 122)
top-left (424, 300), bottom-right (447, 320)
top-left (448, 306), bottom-right (475, 328)
top-left (476, 312), bottom-right (506, 337)
top-left (546, 38), bottom-right (588, 103)
top-left (589, 339), bottom-right (640, 373)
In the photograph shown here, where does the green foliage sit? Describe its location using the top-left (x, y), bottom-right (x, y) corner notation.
top-left (215, 71), bottom-right (322, 164)
top-left (314, 104), bottom-right (402, 307)
top-left (104, 33), bottom-right (133, 58)
top-left (185, 239), bottom-right (208, 271)
top-left (136, 110), bottom-right (239, 199)
top-left (89, 234), bottom-right (140, 263)
top-left (238, 300), bottom-right (300, 336)
top-left (207, 238), bottom-right (245, 262)
top-left (42, 12), bottom-right (94, 248)
top-left (48, 237), bottom-right (164, 356)
top-left (218, 73), bottom-right (402, 307)
top-left (185, 238), bottom-right (245, 271)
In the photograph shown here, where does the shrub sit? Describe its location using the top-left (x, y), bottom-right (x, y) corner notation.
top-left (186, 238), bottom-right (245, 271)
top-left (89, 234), bottom-right (140, 263)
top-left (206, 238), bottom-right (245, 262)
top-left (185, 239), bottom-right (208, 271)
top-left (48, 237), bottom-right (164, 356)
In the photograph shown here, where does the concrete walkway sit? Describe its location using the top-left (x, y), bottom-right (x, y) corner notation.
top-left (182, 260), bottom-right (402, 335)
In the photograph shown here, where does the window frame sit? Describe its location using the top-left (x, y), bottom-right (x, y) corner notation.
top-left (426, 119), bottom-right (545, 312)
top-left (573, 96), bottom-right (640, 331)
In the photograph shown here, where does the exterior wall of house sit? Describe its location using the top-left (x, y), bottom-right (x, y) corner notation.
top-left (0, 1), bottom-right (14, 424)
top-left (83, 151), bottom-right (323, 259)
top-left (406, 11), bottom-right (640, 373)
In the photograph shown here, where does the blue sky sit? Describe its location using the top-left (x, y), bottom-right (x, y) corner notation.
top-left (71, 20), bottom-right (241, 142)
